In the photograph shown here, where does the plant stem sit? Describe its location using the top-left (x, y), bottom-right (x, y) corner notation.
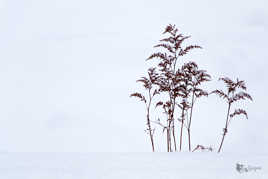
top-left (187, 128), bottom-right (191, 152)
top-left (168, 120), bottom-right (172, 152)
top-left (218, 103), bottom-right (231, 153)
top-left (188, 91), bottom-right (195, 151)
top-left (167, 120), bottom-right (170, 152)
top-left (179, 108), bottom-right (185, 151)
top-left (172, 121), bottom-right (177, 151)
top-left (147, 89), bottom-right (155, 152)
top-left (147, 112), bottom-right (155, 152)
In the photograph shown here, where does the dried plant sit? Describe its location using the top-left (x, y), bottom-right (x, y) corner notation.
top-left (147, 24), bottom-right (202, 152)
top-left (130, 68), bottom-right (159, 152)
top-left (182, 62), bottom-right (211, 151)
top-left (174, 67), bottom-right (191, 152)
top-left (211, 77), bottom-right (253, 153)
top-left (155, 100), bottom-right (174, 152)
top-left (131, 24), bottom-right (252, 153)
top-left (192, 144), bottom-right (213, 152)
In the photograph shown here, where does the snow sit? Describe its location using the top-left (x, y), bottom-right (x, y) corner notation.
top-left (0, 152), bottom-right (266, 179)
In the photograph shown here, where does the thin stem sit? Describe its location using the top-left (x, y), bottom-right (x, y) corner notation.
top-left (188, 90), bottom-right (195, 151)
top-left (167, 120), bottom-right (170, 152)
top-left (172, 120), bottom-right (177, 151)
top-left (179, 107), bottom-right (185, 151)
top-left (187, 128), bottom-right (191, 151)
top-left (168, 119), bottom-right (172, 152)
top-left (218, 103), bottom-right (231, 153)
top-left (146, 89), bottom-right (155, 152)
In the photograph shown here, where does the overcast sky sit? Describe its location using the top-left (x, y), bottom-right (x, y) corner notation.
top-left (0, 0), bottom-right (267, 153)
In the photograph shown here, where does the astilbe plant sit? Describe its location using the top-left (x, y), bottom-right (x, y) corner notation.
top-left (182, 62), bottom-right (211, 151)
top-left (130, 68), bottom-right (159, 152)
top-left (147, 24), bottom-right (202, 152)
top-left (155, 100), bottom-right (174, 152)
top-left (131, 24), bottom-right (252, 153)
top-left (211, 77), bottom-right (253, 153)
top-left (171, 61), bottom-right (210, 151)
top-left (174, 65), bottom-right (191, 152)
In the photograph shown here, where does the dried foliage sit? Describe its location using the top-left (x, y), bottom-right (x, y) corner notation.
top-left (229, 92), bottom-right (253, 103)
top-left (130, 92), bottom-right (146, 103)
top-left (210, 90), bottom-right (228, 100)
top-left (192, 145), bottom-right (213, 152)
top-left (211, 77), bottom-right (252, 153)
top-left (131, 24), bottom-right (252, 153)
top-left (130, 68), bottom-right (160, 152)
top-left (230, 109), bottom-right (248, 119)
top-left (183, 62), bottom-right (211, 151)
top-left (146, 24), bottom-right (203, 152)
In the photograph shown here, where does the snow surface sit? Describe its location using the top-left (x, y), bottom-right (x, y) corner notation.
top-left (0, 152), bottom-right (266, 179)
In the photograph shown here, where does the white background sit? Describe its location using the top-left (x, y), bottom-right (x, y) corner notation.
top-left (0, 0), bottom-right (267, 153)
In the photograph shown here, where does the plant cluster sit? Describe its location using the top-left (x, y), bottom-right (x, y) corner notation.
top-left (130, 24), bottom-right (252, 153)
